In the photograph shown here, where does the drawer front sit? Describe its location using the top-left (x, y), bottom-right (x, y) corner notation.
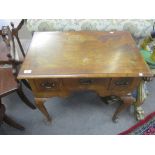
top-left (28, 77), bottom-right (141, 98)
top-left (109, 77), bottom-right (135, 91)
top-left (33, 79), bottom-right (61, 91)
top-left (63, 78), bottom-right (110, 90)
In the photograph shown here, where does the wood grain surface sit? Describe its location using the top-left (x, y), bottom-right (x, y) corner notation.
top-left (18, 31), bottom-right (152, 79)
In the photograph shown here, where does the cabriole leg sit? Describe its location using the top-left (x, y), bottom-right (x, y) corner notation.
top-left (112, 95), bottom-right (136, 123)
top-left (35, 98), bottom-right (51, 122)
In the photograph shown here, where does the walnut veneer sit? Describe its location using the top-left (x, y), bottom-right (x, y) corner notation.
top-left (18, 31), bottom-right (152, 122)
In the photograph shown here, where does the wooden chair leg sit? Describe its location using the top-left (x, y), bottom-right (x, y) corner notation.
top-left (0, 98), bottom-right (24, 130)
top-left (14, 33), bottom-right (25, 57)
top-left (0, 98), bottom-right (5, 122)
top-left (17, 88), bottom-right (36, 110)
top-left (35, 98), bottom-right (52, 122)
top-left (3, 115), bottom-right (25, 130)
top-left (21, 79), bottom-right (32, 90)
top-left (112, 95), bottom-right (135, 122)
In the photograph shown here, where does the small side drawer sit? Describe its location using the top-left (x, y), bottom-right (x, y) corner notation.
top-left (33, 79), bottom-right (61, 91)
top-left (109, 77), bottom-right (133, 91)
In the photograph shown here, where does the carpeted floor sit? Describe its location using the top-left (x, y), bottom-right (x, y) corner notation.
top-left (119, 111), bottom-right (155, 135)
top-left (1, 80), bottom-right (155, 135)
top-left (0, 24), bottom-right (155, 135)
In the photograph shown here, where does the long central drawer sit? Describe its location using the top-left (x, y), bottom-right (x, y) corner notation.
top-left (63, 78), bottom-right (110, 90)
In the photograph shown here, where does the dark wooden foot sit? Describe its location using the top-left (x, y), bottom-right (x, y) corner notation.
top-left (112, 95), bottom-right (135, 123)
top-left (35, 98), bottom-right (52, 122)
top-left (3, 115), bottom-right (25, 130)
top-left (17, 88), bottom-right (36, 110)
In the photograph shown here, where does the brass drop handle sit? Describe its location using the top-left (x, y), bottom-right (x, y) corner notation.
top-left (79, 79), bottom-right (93, 85)
top-left (40, 81), bottom-right (56, 89)
top-left (115, 80), bottom-right (129, 86)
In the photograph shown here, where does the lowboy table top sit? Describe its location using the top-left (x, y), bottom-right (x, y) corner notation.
top-left (18, 31), bottom-right (152, 79)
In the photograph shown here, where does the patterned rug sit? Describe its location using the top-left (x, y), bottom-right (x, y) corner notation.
top-left (119, 112), bottom-right (155, 135)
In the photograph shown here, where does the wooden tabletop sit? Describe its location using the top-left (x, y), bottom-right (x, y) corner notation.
top-left (18, 31), bottom-right (152, 79)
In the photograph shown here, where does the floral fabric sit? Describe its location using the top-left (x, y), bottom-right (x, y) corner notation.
top-left (27, 19), bottom-right (155, 39)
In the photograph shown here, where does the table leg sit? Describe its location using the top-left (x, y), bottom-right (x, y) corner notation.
top-left (35, 98), bottom-right (52, 122)
top-left (112, 95), bottom-right (136, 122)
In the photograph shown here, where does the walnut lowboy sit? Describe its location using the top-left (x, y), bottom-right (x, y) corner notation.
top-left (18, 31), bottom-right (152, 123)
